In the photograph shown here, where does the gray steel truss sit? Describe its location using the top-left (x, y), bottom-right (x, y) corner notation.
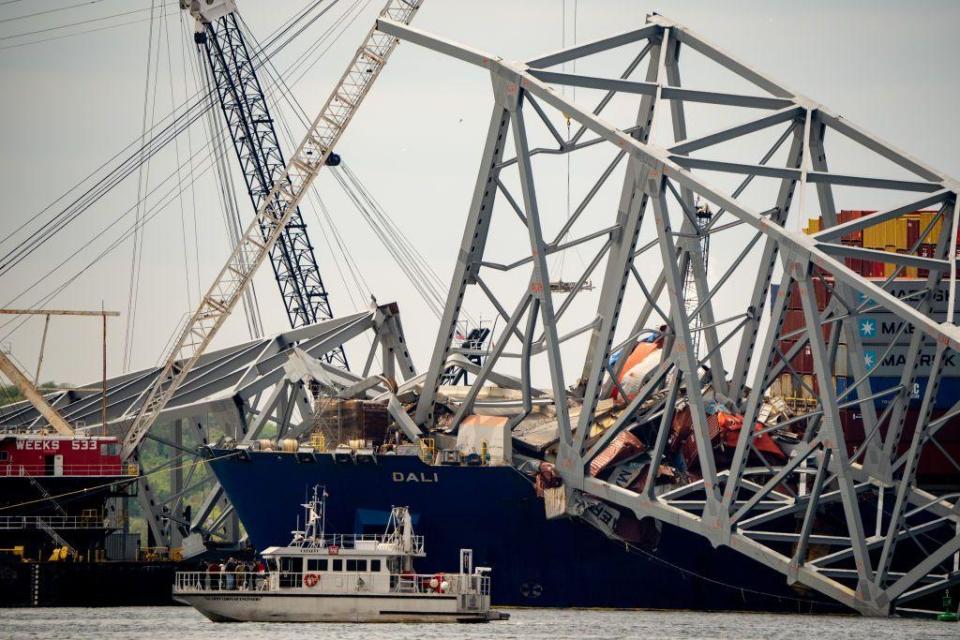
top-left (378, 14), bottom-right (960, 615)
top-left (0, 304), bottom-right (416, 551)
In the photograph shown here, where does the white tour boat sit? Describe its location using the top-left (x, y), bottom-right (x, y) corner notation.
top-left (173, 486), bottom-right (505, 623)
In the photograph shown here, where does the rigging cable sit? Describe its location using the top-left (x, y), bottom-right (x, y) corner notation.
top-left (0, 4), bottom-right (167, 41)
top-left (0, 0), bottom-right (342, 338)
top-left (0, 0), bottom-right (331, 278)
top-left (0, 9), bottom-right (178, 51)
top-left (200, 45), bottom-right (264, 340)
top-left (242, 11), bottom-right (461, 322)
top-left (163, 8), bottom-right (194, 312)
top-left (123, 0), bottom-right (162, 372)
top-left (0, 0), bottom-right (109, 24)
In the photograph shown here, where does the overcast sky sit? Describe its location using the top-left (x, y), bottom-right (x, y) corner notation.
top-left (0, 0), bottom-right (957, 390)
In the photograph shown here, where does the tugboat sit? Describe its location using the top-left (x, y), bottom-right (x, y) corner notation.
top-left (173, 486), bottom-right (505, 623)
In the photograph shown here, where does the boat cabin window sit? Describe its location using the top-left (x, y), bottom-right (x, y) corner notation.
top-left (101, 443), bottom-right (120, 456)
top-left (370, 559), bottom-right (381, 572)
top-left (0, 451), bottom-right (7, 461)
top-left (387, 557), bottom-right (400, 573)
top-left (332, 559), bottom-right (342, 571)
top-left (280, 558), bottom-right (299, 573)
top-left (307, 558), bottom-right (328, 571)
top-left (346, 559), bottom-right (366, 572)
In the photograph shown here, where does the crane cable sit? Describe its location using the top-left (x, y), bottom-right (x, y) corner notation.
top-left (0, 0), bottom-right (340, 339)
top-left (242, 11), bottom-right (470, 324)
top-left (200, 46), bottom-right (265, 340)
top-left (0, 4), bottom-right (163, 42)
top-left (0, 0), bottom-right (333, 280)
top-left (0, 0), bottom-right (109, 25)
top-left (162, 8), bottom-right (195, 313)
top-left (122, 0), bottom-right (162, 373)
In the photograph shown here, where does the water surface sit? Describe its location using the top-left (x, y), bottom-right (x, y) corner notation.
top-left (1, 607), bottom-right (957, 640)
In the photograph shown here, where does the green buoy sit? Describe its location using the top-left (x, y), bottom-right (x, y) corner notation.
top-left (938, 590), bottom-right (959, 622)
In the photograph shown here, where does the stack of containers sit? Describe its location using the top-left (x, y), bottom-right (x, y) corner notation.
top-left (775, 210), bottom-right (960, 484)
top-left (802, 210), bottom-right (947, 278)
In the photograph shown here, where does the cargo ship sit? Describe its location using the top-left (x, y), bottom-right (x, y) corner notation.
top-left (0, 431), bottom-right (177, 606)
top-left (206, 444), bottom-right (838, 612)
top-left (204, 207), bottom-right (960, 613)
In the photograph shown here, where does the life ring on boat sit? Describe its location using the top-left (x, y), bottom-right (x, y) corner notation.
top-left (429, 573), bottom-right (446, 593)
top-left (303, 573), bottom-right (319, 588)
top-left (328, 544), bottom-right (339, 555)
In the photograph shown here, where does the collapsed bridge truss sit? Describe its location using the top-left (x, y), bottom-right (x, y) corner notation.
top-left (0, 305), bottom-right (417, 550)
top-left (378, 14), bottom-right (960, 615)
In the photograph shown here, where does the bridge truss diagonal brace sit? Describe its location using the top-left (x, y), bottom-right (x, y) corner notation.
top-left (569, 33), bottom-right (663, 470)
top-left (377, 13), bottom-right (960, 616)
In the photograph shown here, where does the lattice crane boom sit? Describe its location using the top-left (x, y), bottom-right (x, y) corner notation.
top-left (192, 6), bottom-right (346, 366)
top-left (122, 0), bottom-right (424, 460)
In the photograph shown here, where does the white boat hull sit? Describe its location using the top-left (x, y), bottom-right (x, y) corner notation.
top-left (174, 591), bottom-right (493, 623)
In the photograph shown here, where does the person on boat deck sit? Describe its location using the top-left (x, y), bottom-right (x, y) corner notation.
top-left (225, 558), bottom-right (237, 590)
top-left (207, 561), bottom-right (219, 590)
top-left (219, 560), bottom-right (226, 589)
top-left (255, 560), bottom-right (266, 590)
top-left (236, 561), bottom-right (248, 589)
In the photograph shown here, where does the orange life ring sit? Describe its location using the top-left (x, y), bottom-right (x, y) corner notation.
top-left (328, 544), bottom-right (339, 555)
top-left (303, 573), bottom-right (319, 588)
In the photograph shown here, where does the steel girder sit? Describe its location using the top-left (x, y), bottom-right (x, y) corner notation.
top-left (379, 14), bottom-right (960, 615)
top-left (0, 305), bottom-right (414, 549)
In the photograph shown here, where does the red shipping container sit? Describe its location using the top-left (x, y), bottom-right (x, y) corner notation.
top-left (790, 343), bottom-right (814, 375)
top-left (838, 210), bottom-right (864, 244)
top-left (906, 219), bottom-right (920, 249)
top-left (781, 309), bottom-right (805, 339)
top-left (776, 339), bottom-right (795, 367)
top-left (589, 431), bottom-right (646, 477)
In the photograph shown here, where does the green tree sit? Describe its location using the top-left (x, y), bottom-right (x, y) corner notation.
top-left (0, 381), bottom-right (66, 407)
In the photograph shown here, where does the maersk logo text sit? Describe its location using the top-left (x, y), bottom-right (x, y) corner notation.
top-left (392, 472), bottom-right (439, 483)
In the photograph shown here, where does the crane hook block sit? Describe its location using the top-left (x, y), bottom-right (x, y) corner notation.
top-left (325, 153), bottom-right (341, 167)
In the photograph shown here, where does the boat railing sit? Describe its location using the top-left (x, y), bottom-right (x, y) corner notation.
top-left (0, 515), bottom-right (110, 530)
top-left (1, 463), bottom-right (137, 477)
top-left (173, 571), bottom-right (490, 596)
top-left (389, 573), bottom-right (490, 596)
top-left (293, 533), bottom-right (425, 554)
top-left (174, 571), bottom-right (271, 593)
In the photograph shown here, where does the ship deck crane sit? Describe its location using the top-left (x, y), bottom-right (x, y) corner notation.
top-left (184, 0), bottom-right (347, 366)
top-left (121, 0), bottom-right (425, 466)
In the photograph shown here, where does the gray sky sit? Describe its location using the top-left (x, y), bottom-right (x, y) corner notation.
top-left (0, 0), bottom-right (958, 389)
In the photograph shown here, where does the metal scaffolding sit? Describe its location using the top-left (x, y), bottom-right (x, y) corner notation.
top-left (377, 14), bottom-right (960, 615)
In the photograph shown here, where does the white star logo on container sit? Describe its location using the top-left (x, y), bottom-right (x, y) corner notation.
top-left (864, 351), bottom-right (876, 369)
top-left (859, 319), bottom-right (876, 337)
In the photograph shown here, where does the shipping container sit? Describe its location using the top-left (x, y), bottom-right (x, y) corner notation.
top-left (839, 407), bottom-right (960, 484)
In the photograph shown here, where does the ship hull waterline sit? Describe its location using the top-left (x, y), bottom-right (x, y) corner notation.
top-left (174, 591), bottom-right (491, 623)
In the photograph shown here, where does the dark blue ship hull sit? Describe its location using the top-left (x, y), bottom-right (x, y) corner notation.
top-left (208, 450), bottom-right (838, 612)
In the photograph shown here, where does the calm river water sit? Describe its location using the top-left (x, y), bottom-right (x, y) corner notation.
top-left (1, 606), bottom-right (957, 639)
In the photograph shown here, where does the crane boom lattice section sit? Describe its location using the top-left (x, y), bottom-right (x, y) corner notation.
top-left (121, 0), bottom-right (424, 461)
top-left (198, 13), bottom-right (345, 366)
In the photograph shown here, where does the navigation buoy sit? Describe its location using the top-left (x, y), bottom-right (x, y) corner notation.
top-left (938, 590), bottom-right (959, 622)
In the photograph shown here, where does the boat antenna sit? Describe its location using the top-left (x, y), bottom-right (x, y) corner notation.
top-left (318, 485), bottom-right (327, 543)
